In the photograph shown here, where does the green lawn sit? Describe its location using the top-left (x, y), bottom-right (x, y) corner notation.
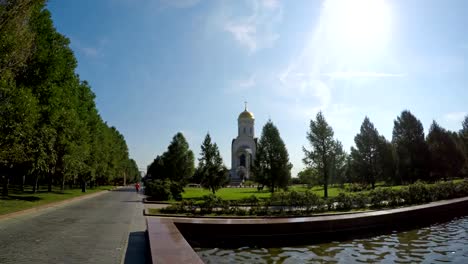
top-left (0, 186), bottom-right (114, 216)
top-left (181, 185), bottom-right (343, 201)
top-left (169, 179), bottom-right (467, 202)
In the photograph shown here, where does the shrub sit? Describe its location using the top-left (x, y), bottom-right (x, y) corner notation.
top-left (345, 183), bottom-right (371, 192)
top-left (334, 192), bottom-right (353, 211)
top-left (144, 179), bottom-right (172, 201)
top-left (369, 188), bottom-right (386, 208)
top-left (408, 181), bottom-right (432, 204)
top-left (303, 191), bottom-right (325, 213)
top-left (169, 182), bottom-right (185, 201)
top-left (351, 193), bottom-right (369, 209)
top-left (199, 194), bottom-right (223, 214)
top-left (156, 180), bottom-right (468, 216)
top-left (285, 191), bottom-right (304, 212)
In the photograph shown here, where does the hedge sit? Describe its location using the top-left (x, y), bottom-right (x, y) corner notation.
top-left (159, 179), bottom-right (468, 216)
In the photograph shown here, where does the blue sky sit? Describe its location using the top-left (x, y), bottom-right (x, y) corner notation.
top-left (47, 0), bottom-right (467, 176)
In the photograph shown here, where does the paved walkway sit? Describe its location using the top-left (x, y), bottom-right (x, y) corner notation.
top-left (0, 187), bottom-right (149, 264)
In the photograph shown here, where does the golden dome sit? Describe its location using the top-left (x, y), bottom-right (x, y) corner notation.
top-left (238, 110), bottom-right (254, 119)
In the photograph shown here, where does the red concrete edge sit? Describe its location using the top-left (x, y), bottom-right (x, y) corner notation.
top-left (0, 187), bottom-right (122, 220)
top-left (146, 217), bottom-right (204, 264)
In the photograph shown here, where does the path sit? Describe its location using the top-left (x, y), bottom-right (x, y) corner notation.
top-left (0, 187), bottom-right (148, 264)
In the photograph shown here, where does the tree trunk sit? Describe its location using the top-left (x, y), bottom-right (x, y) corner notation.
top-left (61, 174), bottom-right (65, 192)
top-left (371, 181), bottom-right (375, 190)
top-left (21, 175), bottom-right (25, 192)
top-left (81, 180), bottom-right (86, 193)
top-left (2, 175), bottom-right (8, 196)
top-left (33, 174), bottom-right (39, 193)
top-left (48, 175), bottom-right (52, 192)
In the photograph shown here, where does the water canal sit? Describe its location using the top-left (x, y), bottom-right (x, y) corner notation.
top-left (195, 216), bottom-right (468, 263)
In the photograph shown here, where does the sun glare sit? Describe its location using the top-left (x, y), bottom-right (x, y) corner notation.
top-left (323, 0), bottom-right (392, 52)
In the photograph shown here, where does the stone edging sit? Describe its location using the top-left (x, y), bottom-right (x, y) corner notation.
top-left (142, 198), bottom-right (172, 204)
top-left (143, 208), bottom-right (374, 218)
top-left (0, 187), bottom-right (122, 220)
top-left (146, 196), bottom-right (468, 263)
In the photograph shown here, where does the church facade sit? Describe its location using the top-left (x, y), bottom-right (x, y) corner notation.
top-left (230, 105), bottom-right (257, 184)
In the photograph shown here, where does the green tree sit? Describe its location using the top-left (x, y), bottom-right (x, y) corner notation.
top-left (303, 111), bottom-right (339, 198)
top-left (161, 132), bottom-right (195, 199)
top-left (196, 133), bottom-right (228, 194)
top-left (297, 167), bottom-right (320, 188)
top-left (253, 120), bottom-right (292, 193)
top-left (147, 155), bottom-right (165, 180)
top-left (350, 117), bottom-right (383, 189)
top-left (392, 110), bottom-right (430, 184)
top-left (427, 121), bottom-right (465, 181)
top-left (330, 141), bottom-right (347, 186)
top-left (1, 1), bottom-right (136, 195)
top-left (377, 136), bottom-right (397, 184)
top-left (460, 115), bottom-right (468, 176)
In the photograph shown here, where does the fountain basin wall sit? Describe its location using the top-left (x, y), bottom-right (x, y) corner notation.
top-left (146, 197), bottom-right (468, 263)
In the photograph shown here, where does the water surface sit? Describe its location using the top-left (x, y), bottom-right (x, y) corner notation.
top-left (196, 216), bottom-right (468, 263)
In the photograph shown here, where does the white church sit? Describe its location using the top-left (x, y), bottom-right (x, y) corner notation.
top-left (229, 104), bottom-right (257, 185)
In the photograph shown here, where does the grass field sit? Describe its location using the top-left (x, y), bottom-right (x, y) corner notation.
top-left (181, 185), bottom-right (343, 200)
top-left (0, 186), bottom-right (114, 216)
top-left (180, 179), bottom-right (466, 201)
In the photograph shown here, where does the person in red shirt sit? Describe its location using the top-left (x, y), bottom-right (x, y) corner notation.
top-left (135, 182), bottom-right (140, 193)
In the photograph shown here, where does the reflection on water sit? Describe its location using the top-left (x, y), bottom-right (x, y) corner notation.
top-left (196, 216), bottom-right (468, 263)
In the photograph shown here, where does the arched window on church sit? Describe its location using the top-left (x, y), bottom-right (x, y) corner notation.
top-left (250, 127), bottom-right (252, 135)
top-left (243, 127), bottom-right (246, 134)
top-left (240, 154), bottom-right (246, 167)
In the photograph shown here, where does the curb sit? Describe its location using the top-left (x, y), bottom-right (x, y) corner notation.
top-left (0, 186), bottom-right (123, 220)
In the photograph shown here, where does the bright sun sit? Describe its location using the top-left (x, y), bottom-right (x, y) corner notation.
top-left (323, 0), bottom-right (392, 51)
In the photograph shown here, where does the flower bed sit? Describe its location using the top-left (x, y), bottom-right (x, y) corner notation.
top-left (158, 180), bottom-right (468, 216)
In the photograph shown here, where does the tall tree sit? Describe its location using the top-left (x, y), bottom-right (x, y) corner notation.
top-left (303, 111), bottom-right (339, 198)
top-left (330, 141), bottom-right (348, 186)
top-left (162, 132), bottom-right (195, 199)
top-left (147, 155), bottom-right (165, 180)
top-left (253, 120), bottom-right (292, 193)
top-left (350, 117), bottom-right (382, 189)
top-left (196, 133), bottom-right (228, 194)
top-left (392, 110), bottom-right (430, 184)
top-left (460, 115), bottom-right (468, 177)
top-left (377, 135), bottom-right (397, 184)
top-left (427, 121), bottom-right (465, 181)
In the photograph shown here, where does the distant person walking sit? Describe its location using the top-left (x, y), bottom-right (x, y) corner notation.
top-left (135, 182), bottom-right (140, 193)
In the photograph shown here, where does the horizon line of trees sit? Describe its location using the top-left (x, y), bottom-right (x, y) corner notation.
top-left (1, 0), bottom-right (139, 195)
top-left (302, 110), bottom-right (468, 198)
top-left (146, 110), bottom-right (468, 199)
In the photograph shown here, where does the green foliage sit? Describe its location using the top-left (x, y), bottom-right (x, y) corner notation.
top-left (350, 117), bottom-right (394, 188)
top-left (146, 132), bottom-right (195, 199)
top-left (392, 110), bottom-right (430, 184)
top-left (145, 179), bottom-right (172, 201)
top-left (345, 183), bottom-right (371, 192)
top-left (154, 180), bottom-right (468, 216)
top-left (303, 111), bottom-right (342, 198)
top-left (427, 121), bottom-right (465, 181)
top-left (196, 133), bottom-right (228, 194)
top-left (0, 2), bottom-right (137, 195)
top-left (253, 120), bottom-right (292, 192)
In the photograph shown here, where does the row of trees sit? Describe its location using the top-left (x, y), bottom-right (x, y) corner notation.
top-left (147, 110), bottom-right (467, 199)
top-left (146, 120), bottom-right (293, 197)
top-left (0, 0), bottom-right (139, 195)
top-left (303, 110), bottom-right (468, 197)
